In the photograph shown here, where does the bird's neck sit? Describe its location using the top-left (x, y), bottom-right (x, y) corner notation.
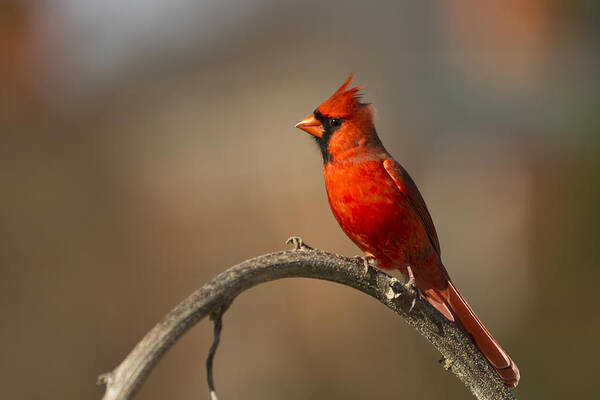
top-left (327, 129), bottom-right (388, 165)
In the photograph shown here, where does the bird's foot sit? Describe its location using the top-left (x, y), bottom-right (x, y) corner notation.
top-left (405, 265), bottom-right (420, 313)
top-left (405, 265), bottom-right (416, 289)
top-left (353, 254), bottom-right (378, 278)
top-left (286, 236), bottom-right (313, 251)
top-left (385, 266), bottom-right (421, 313)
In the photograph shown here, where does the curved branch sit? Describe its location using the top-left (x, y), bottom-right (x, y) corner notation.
top-left (98, 245), bottom-right (516, 400)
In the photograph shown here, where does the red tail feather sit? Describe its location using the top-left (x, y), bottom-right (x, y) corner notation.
top-left (446, 281), bottom-right (520, 387)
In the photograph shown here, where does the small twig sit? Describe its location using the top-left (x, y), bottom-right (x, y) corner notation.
top-left (286, 235), bottom-right (313, 250)
top-left (206, 314), bottom-right (223, 400)
top-left (99, 238), bottom-right (516, 400)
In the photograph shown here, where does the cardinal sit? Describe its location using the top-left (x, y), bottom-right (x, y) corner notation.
top-left (295, 75), bottom-right (519, 388)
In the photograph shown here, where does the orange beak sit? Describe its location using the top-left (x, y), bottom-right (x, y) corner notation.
top-left (295, 114), bottom-right (323, 138)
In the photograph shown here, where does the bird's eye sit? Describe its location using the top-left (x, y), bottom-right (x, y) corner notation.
top-left (329, 118), bottom-right (342, 129)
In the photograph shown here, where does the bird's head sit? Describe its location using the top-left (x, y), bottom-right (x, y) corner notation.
top-left (295, 74), bottom-right (381, 164)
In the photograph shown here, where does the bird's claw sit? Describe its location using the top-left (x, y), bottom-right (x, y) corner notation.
top-left (286, 236), bottom-right (313, 251)
top-left (408, 296), bottom-right (417, 313)
top-left (385, 266), bottom-right (421, 313)
top-left (405, 265), bottom-right (421, 313)
top-left (353, 255), bottom-right (377, 278)
top-left (405, 265), bottom-right (416, 290)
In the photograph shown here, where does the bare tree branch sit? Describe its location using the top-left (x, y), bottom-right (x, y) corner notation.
top-left (98, 241), bottom-right (516, 400)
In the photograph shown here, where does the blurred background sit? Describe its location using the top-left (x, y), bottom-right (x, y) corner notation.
top-left (1, 1), bottom-right (598, 399)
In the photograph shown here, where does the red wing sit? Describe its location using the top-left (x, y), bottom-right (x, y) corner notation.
top-left (383, 159), bottom-right (441, 255)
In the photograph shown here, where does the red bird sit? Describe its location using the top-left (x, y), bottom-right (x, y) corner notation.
top-left (295, 75), bottom-right (520, 388)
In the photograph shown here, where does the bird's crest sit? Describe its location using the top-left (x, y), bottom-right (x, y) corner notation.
top-left (317, 74), bottom-right (365, 118)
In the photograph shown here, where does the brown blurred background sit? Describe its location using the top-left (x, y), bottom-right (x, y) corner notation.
top-left (1, 1), bottom-right (598, 399)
